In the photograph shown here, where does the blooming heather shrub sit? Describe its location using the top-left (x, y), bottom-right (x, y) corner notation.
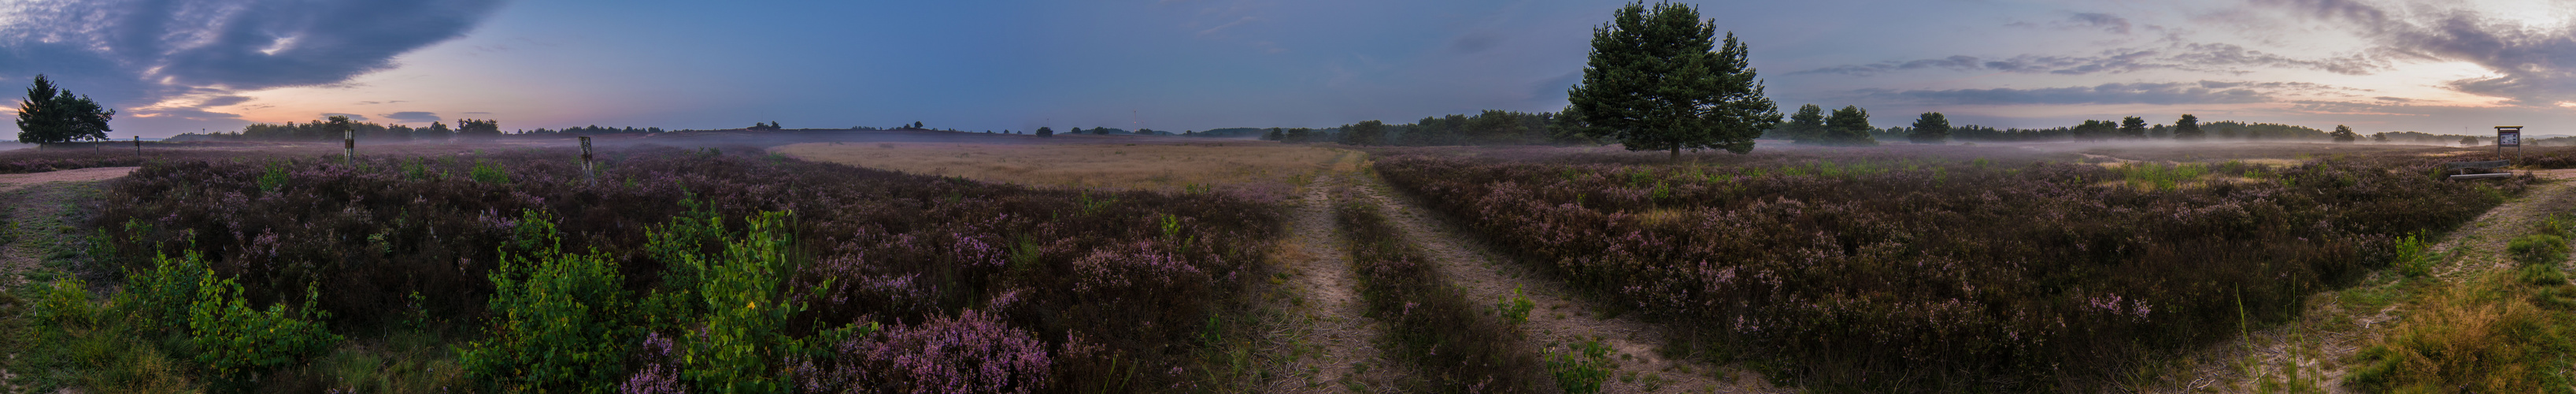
top-left (1369, 149), bottom-right (2517, 390)
top-left (92, 146), bottom-right (1283, 388)
top-left (809, 310), bottom-right (1050, 394)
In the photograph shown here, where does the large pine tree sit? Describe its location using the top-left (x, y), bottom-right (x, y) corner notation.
top-left (1567, 1), bottom-right (1778, 158)
top-left (1908, 112), bottom-right (1950, 145)
top-left (2173, 114), bottom-right (2204, 140)
top-left (1818, 106), bottom-right (1877, 146)
top-left (13, 74), bottom-right (115, 146)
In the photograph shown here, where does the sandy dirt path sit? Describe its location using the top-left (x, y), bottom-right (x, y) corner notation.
top-left (0, 167), bottom-right (135, 394)
top-left (1259, 154), bottom-right (1405, 392)
top-left (0, 167), bottom-right (135, 194)
top-left (1348, 163), bottom-right (1787, 393)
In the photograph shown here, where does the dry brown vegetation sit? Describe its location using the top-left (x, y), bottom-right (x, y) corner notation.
top-left (772, 141), bottom-right (1343, 198)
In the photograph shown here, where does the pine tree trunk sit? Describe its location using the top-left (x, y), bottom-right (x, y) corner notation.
top-left (1670, 147), bottom-right (1679, 160)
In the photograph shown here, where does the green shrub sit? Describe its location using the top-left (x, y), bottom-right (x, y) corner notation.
top-left (187, 277), bottom-right (339, 387)
top-left (2509, 234), bottom-right (2569, 266)
top-left (119, 251), bottom-right (209, 331)
top-left (1495, 286), bottom-right (1534, 325)
top-left (461, 229), bottom-right (633, 391)
top-left (1546, 339), bottom-right (1614, 394)
top-left (31, 279), bottom-right (95, 328)
top-left (678, 211), bottom-right (805, 392)
top-left (256, 162), bottom-right (288, 191)
top-left (468, 159), bottom-right (511, 184)
top-left (2394, 234), bottom-right (2434, 278)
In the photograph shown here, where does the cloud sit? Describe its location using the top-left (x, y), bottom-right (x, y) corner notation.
top-left (199, 95), bottom-right (252, 107)
top-left (2256, 0), bottom-right (2576, 106)
top-left (1797, 44), bottom-right (2384, 76)
top-left (2070, 13), bottom-right (2133, 35)
top-left (380, 111), bottom-right (440, 123)
top-left (1857, 81), bottom-right (2288, 105)
top-left (320, 113), bottom-right (369, 121)
top-left (0, 0), bottom-right (505, 128)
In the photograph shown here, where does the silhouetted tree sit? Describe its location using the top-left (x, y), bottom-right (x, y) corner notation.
top-left (2462, 136), bottom-right (2481, 146)
top-left (2119, 117), bottom-right (2148, 139)
top-left (1343, 120), bottom-right (1388, 145)
top-left (13, 74), bottom-right (115, 146)
top-left (1566, 1), bottom-right (1778, 158)
top-left (1263, 128), bottom-right (1283, 141)
top-left (457, 119), bottom-right (502, 138)
top-left (420, 121), bottom-right (454, 140)
top-left (1814, 105), bottom-right (1875, 146)
top-left (1782, 104), bottom-right (1826, 143)
top-left (325, 116), bottom-right (353, 141)
top-left (2174, 114), bottom-right (2203, 140)
top-left (1036, 127), bottom-right (1055, 137)
top-left (2331, 125), bottom-right (2358, 143)
top-left (1907, 112), bottom-right (1949, 144)
top-left (912, 121), bottom-right (923, 128)
top-left (2371, 132), bottom-right (2389, 143)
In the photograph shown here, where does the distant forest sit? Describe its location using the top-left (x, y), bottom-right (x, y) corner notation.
top-left (1323, 110), bottom-right (1581, 146)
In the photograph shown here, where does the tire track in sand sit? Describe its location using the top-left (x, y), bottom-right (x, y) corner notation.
top-left (1260, 152), bottom-right (1405, 392)
top-left (1346, 160), bottom-right (1788, 394)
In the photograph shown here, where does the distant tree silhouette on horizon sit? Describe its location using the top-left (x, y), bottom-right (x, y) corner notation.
top-left (1908, 112), bottom-right (1949, 144)
top-left (13, 74), bottom-right (115, 147)
top-left (2174, 114), bottom-right (2204, 140)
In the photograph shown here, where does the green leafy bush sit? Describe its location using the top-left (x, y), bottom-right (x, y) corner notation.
top-left (187, 277), bottom-right (339, 386)
top-left (256, 162), bottom-right (289, 191)
top-left (2509, 234), bottom-right (2568, 266)
top-left (1545, 339), bottom-right (1614, 394)
top-left (468, 159), bottom-right (511, 184)
top-left (31, 279), bottom-right (96, 328)
top-left (461, 211), bottom-right (633, 392)
top-left (1496, 286), bottom-right (1534, 325)
top-left (118, 252), bottom-right (210, 332)
top-left (2394, 234), bottom-right (2434, 278)
top-left (676, 211), bottom-right (804, 392)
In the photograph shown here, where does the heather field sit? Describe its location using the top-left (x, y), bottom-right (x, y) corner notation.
top-left (1365, 143), bottom-right (2533, 391)
top-left (2, 144), bottom-right (1292, 392)
top-left (1, 138), bottom-right (2571, 392)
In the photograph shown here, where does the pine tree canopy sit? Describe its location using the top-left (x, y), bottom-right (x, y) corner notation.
top-left (13, 74), bottom-right (116, 145)
top-left (1567, 1), bottom-right (1778, 158)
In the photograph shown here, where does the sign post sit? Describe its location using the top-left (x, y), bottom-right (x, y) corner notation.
top-left (2496, 126), bottom-right (2523, 163)
top-left (579, 136), bottom-right (595, 184)
top-left (343, 129), bottom-right (356, 164)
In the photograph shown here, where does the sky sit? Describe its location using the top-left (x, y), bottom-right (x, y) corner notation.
top-left (5, 0), bottom-right (2576, 138)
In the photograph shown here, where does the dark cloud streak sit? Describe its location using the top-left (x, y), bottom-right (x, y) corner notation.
top-left (1856, 80), bottom-right (2345, 106)
top-left (0, 0), bottom-right (505, 128)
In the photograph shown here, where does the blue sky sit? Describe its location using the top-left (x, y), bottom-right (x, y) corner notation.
top-left (8, 0), bottom-right (2576, 138)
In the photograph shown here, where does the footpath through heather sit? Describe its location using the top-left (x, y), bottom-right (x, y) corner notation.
top-left (2145, 169), bottom-right (2576, 393)
top-left (1257, 151), bottom-right (1406, 392)
top-left (1342, 156), bottom-right (1789, 393)
top-left (0, 167), bottom-right (137, 394)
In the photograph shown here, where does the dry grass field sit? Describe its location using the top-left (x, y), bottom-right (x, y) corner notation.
top-left (772, 140), bottom-right (1345, 199)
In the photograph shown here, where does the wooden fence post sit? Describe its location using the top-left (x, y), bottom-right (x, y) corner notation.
top-left (579, 136), bottom-right (594, 184)
top-left (344, 129), bottom-right (356, 164)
